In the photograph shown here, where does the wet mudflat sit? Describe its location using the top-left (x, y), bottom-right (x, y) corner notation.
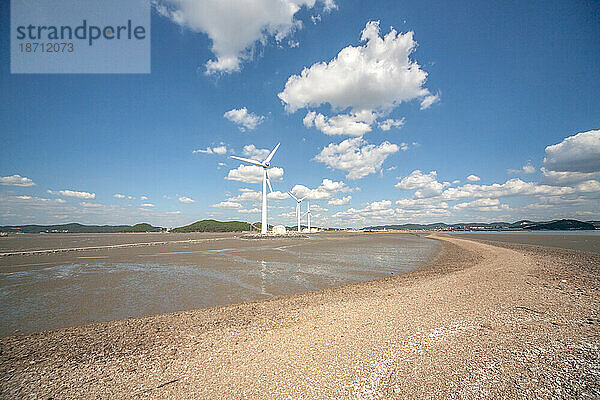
top-left (0, 232), bottom-right (439, 335)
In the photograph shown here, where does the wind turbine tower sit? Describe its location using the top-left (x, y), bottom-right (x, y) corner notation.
top-left (287, 192), bottom-right (306, 232)
top-left (307, 200), bottom-right (311, 232)
top-left (230, 143), bottom-right (280, 234)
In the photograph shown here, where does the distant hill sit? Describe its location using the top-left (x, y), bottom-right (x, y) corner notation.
top-left (171, 220), bottom-right (261, 233)
top-left (365, 219), bottom-right (595, 231)
top-left (0, 222), bottom-right (164, 234)
top-left (523, 219), bottom-right (596, 231)
top-left (123, 223), bottom-right (164, 233)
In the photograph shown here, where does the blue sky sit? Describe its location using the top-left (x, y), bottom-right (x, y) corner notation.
top-left (1, 0), bottom-right (599, 228)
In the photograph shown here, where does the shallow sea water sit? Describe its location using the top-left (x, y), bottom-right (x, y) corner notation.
top-left (0, 232), bottom-right (439, 335)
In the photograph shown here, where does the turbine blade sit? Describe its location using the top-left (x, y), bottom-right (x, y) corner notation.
top-left (230, 155), bottom-right (265, 167)
top-left (299, 196), bottom-right (307, 202)
top-left (287, 191), bottom-right (298, 201)
top-left (263, 142), bottom-right (280, 164)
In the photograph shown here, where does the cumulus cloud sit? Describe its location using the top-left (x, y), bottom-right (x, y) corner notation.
top-left (156, 0), bottom-right (334, 74)
top-left (237, 207), bottom-right (261, 214)
top-left (290, 178), bottom-right (353, 202)
top-left (543, 129), bottom-right (600, 173)
top-left (0, 174), bottom-right (35, 187)
top-left (452, 198), bottom-right (508, 212)
top-left (541, 168), bottom-right (599, 186)
top-left (419, 92), bottom-right (440, 110)
top-left (328, 195), bottom-right (351, 205)
top-left (242, 144), bottom-right (271, 160)
top-left (303, 111), bottom-right (375, 136)
top-left (140, 196), bottom-right (149, 201)
top-left (211, 200), bottom-right (243, 209)
top-left (226, 165), bottom-right (284, 183)
top-left (378, 118), bottom-right (405, 131)
top-left (278, 21), bottom-right (434, 113)
top-left (314, 137), bottom-right (399, 180)
top-left (193, 145), bottom-right (228, 154)
top-left (47, 189), bottom-right (96, 199)
top-left (178, 196), bottom-right (195, 204)
top-left (332, 200), bottom-right (395, 223)
top-left (291, 184), bottom-right (331, 200)
top-left (466, 174), bottom-right (480, 182)
top-left (224, 108), bottom-right (265, 131)
top-left (114, 193), bottom-right (126, 199)
top-left (395, 170), bottom-right (445, 198)
top-left (441, 178), bottom-right (575, 201)
top-left (140, 203), bottom-right (155, 208)
top-left (508, 164), bottom-right (536, 174)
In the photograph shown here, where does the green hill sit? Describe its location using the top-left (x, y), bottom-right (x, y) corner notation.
top-left (123, 223), bottom-right (165, 232)
top-left (171, 220), bottom-right (260, 233)
top-left (524, 219), bottom-right (595, 231)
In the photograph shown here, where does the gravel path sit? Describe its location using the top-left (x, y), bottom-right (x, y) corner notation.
top-left (1, 234), bottom-right (599, 399)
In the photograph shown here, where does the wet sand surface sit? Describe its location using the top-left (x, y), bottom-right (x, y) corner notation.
top-left (0, 232), bottom-right (438, 335)
top-left (0, 232), bottom-right (232, 253)
top-left (1, 234), bottom-right (598, 399)
top-left (452, 232), bottom-right (600, 253)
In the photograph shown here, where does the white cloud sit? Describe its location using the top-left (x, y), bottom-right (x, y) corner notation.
top-left (395, 170), bottom-right (444, 198)
top-left (543, 129), bottom-right (600, 173)
top-left (226, 165), bottom-right (284, 183)
top-left (466, 174), bottom-right (480, 182)
top-left (441, 178), bottom-right (575, 201)
top-left (80, 202), bottom-right (103, 208)
top-left (224, 108), bottom-right (265, 131)
top-left (332, 200), bottom-right (395, 223)
top-left (314, 137), bottom-right (399, 180)
top-left (378, 118), bottom-right (405, 131)
top-left (0, 174), bottom-right (35, 187)
top-left (303, 111), bottom-right (375, 136)
top-left (575, 180), bottom-right (600, 193)
top-left (47, 189), bottom-right (96, 199)
top-left (211, 200), bottom-right (243, 209)
top-left (237, 207), bottom-right (261, 214)
top-left (140, 196), bottom-right (149, 201)
top-left (140, 203), bottom-right (155, 208)
top-left (278, 21), bottom-right (434, 114)
top-left (541, 168), bottom-right (599, 185)
top-left (452, 198), bottom-right (508, 212)
top-left (508, 164), bottom-right (536, 174)
top-left (156, 0), bottom-right (334, 74)
top-left (291, 184), bottom-right (330, 200)
top-left (328, 195), bottom-right (351, 205)
top-left (395, 197), bottom-right (449, 210)
top-left (419, 92), bottom-right (440, 110)
top-left (178, 196), bottom-right (195, 204)
top-left (310, 204), bottom-right (328, 212)
top-left (242, 144), bottom-right (271, 160)
top-left (114, 194), bottom-right (126, 199)
top-left (229, 188), bottom-right (262, 202)
top-left (193, 145), bottom-right (228, 154)
top-left (290, 178), bottom-right (353, 201)
top-left (268, 191), bottom-right (290, 200)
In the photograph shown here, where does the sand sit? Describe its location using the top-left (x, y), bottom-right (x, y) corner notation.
top-left (1, 234), bottom-right (599, 399)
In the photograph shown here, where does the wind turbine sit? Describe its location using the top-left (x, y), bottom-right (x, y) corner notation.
top-left (303, 200), bottom-right (312, 232)
top-left (287, 191), bottom-right (306, 232)
top-left (230, 143), bottom-right (280, 234)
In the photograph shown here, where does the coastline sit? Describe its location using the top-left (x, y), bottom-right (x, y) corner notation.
top-left (1, 234), bottom-right (598, 398)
